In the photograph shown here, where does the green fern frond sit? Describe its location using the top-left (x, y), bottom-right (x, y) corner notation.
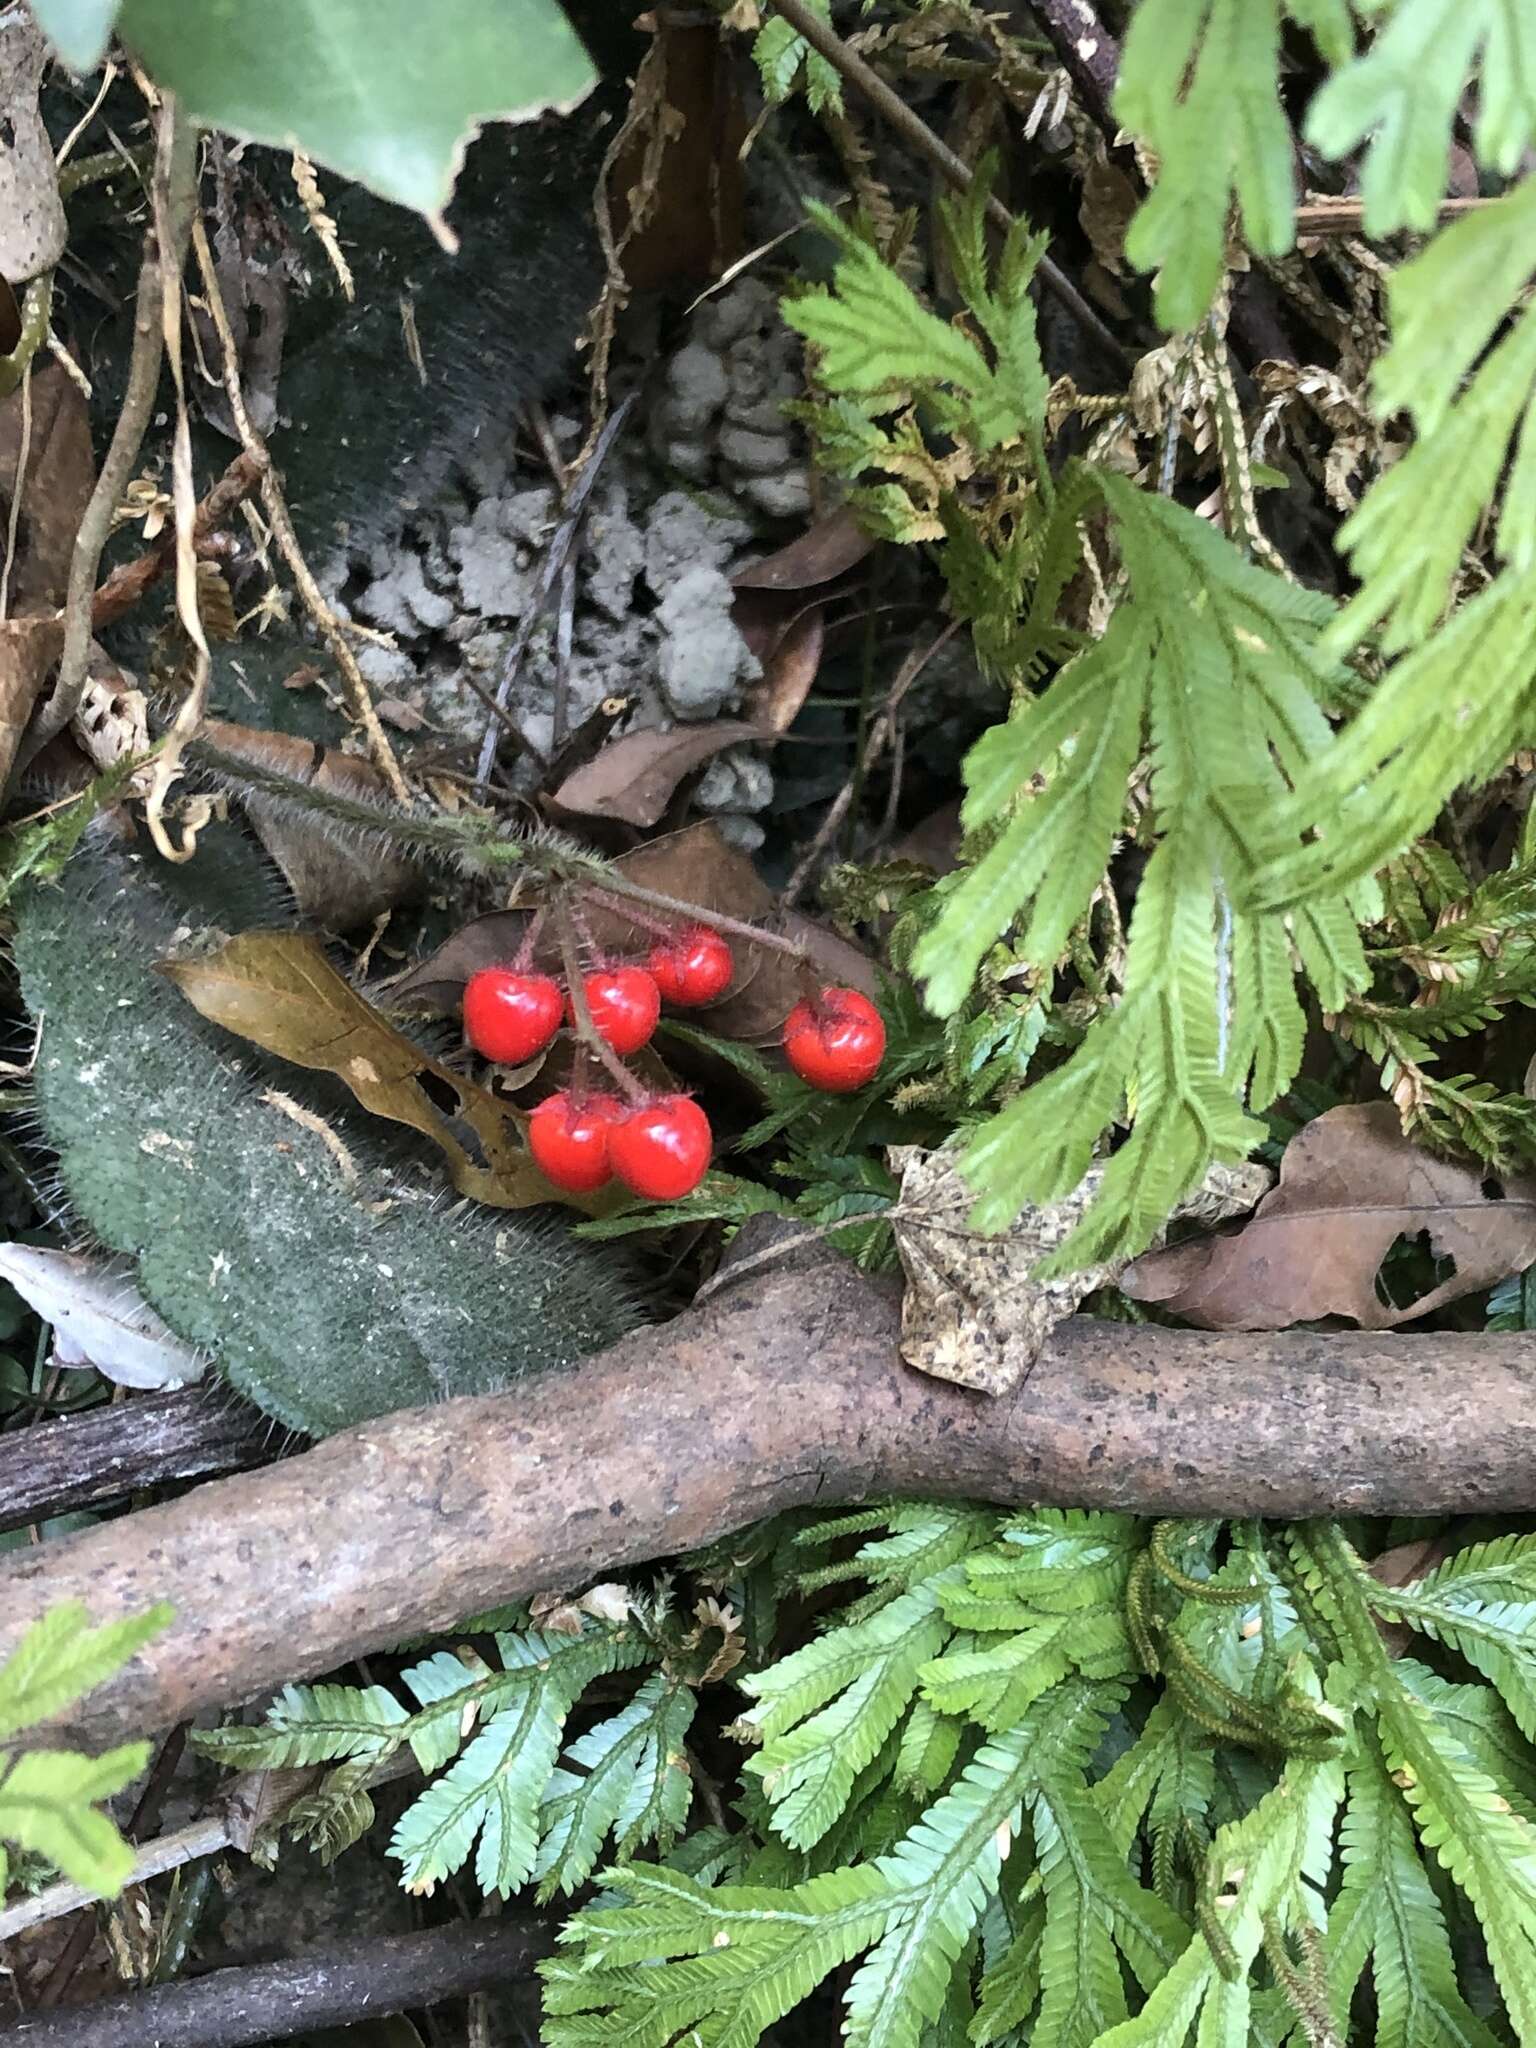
top-left (1327, 1730), bottom-right (1501, 2048)
top-left (535, 1673), bottom-right (697, 1900)
top-left (740, 1577), bottom-right (954, 1850)
top-left (195, 1681), bottom-right (410, 1771)
top-left (0, 1603), bottom-right (172, 1744)
top-left (1115, 0), bottom-right (1351, 331)
top-left (1307, 0), bottom-right (1536, 231)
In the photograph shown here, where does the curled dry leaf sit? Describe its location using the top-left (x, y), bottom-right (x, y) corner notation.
top-left (0, 1245), bottom-right (206, 1390)
top-left (202, 718), bottom-right (421, 930)
top-left (1120, 1102), bottom-right (1536, 1330)
top-left (743, 602), bottom-right (824, 733)
top-left (730, 506), bottom-right (873, 592)
top-left (890, 1146), bottom-right (1271, 1395)
top-left (549, 719), bottom-right (766, 828)
top-left (162, 929), bottom-right (598, 1212)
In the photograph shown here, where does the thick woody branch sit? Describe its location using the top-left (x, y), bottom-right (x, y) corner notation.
top-left (0, 1388), bottom-right (274, 1535)
top-left (4, 1916), bottom-right (552, 2048)
top-left (1, 1243), bottom-right (1533, 1749)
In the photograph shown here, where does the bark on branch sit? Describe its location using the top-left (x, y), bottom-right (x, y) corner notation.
top-left (1, 1246), bottom-right (1533, 1749)
top-left (3, 1916), bottom-right (552, 2048)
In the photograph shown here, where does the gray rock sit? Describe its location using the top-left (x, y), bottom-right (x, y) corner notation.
top-left (662, 340), bottom-right (729, 435)
top-left (644, 491), bottom-right (753, 594)
top-left (718, 424), bottom-right (795, 477)
top-left (656, 564), bottom-right (759, 719)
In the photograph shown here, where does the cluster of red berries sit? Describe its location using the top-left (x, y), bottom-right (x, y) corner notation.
top-left (461, 922), bottom-right (886, 1202)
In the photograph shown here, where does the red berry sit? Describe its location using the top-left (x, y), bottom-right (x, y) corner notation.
top-left (573, 965), bottom-right (661, 1055)
top-left (463, 968), bottom-right (563, 1064)
top-left (649, 925), bottom-right (735, 1008)
top-left (608, 1094), bottom-right (712, 1200)
top-left (529, 1091), bottom-right (622, 1193)
top-left (783, 986), bottom-right (886, 1093)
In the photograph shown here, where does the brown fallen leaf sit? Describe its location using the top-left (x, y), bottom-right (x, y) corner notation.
top-left (0, 613), bottom-right (60, 789)
top-left (202, 718), bottom-right (421, 930)
top-left (731, 506), bottom-right (873, 592)
top-left (1120, 1101), bottom-right (1536, 1330)
top-left (0, 362), bottom-right (94, 611)
top-left (891, 1146), bottom-right (1270, 1395)
top-left (549, 719), bottom-right (767, 828)
top-left (163, 929), bottom-right (598, 1212)
top-left (744, 602), bottom-right (824, 733)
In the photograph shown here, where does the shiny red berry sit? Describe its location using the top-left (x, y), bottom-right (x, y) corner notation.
top-left (463, 967), bottom-right (563, 1064)
top-left (783, 986), bottom-right (886, 1093)
top-left (528, 1090), bottom-right (622, 1193)
top-left (608, 1094), bottom-right (712, 1200)
top-left (573, 965), bottom-right (661, 1055)
top-left (649, 924), bottom-right (735, 1008)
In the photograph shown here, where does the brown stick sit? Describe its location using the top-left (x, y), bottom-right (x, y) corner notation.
top-left (1, 1917), bottom-right (553, 2048)
top-left (0, 1388), bottom-right (275, 1535)
top-left (3, 1241), bottom-right (1535, 1750)
top-left (89, 450), bottom-right (266, 630)
top-left (767, 0), bottom-right (1130, 371)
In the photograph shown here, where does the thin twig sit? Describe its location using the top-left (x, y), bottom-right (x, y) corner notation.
top-left (143, 105), bottom-right (216, 863)
top-left (187, 215), bottom-right (409, 802)
top-left (767, 0), bottom-right (1130, 371)
top-left (782, 618), bottom-right (961, 908)
top-left (554, 895), bottom-right (646, 1101)
top-left (17, 102), bottom-right (190, 781)
top-left (0, 360), bottom-right (32, 622)
top-left (474, 395), bottom-right (635, 786)
top-left (587, 879), bottom-right (810, 964)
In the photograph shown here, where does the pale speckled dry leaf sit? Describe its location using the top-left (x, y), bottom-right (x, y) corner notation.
top-left (1120, 1101), bottom-right (1536, 1330)
top-left (162, 929), bottom-right (612, 1213)
top-left (0, 1245), bottom-right (205, 1389)
top-left (890, 1146), bottom-right (1271, 1395)
top-left (0, 16), bottom-right (65, 283)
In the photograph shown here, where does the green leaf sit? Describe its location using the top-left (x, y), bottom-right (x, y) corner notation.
top-left (192, 1680), bottom-right (409, 1770)
top-left (742, 1579), bottom-right (954, 1850)
top-left (535, 1674), bottom-right (697, 1900)
top-left (0, 1741), bottom-right (151, 1895)
top-left (115, 0), bottom-right (597, 227)
top-left (0, 1603), bottom-right (172, 1744)
top-left (1307, 0), bottom-right (1536, 232)
top-left (27, 0), bottom-right (121, 72)
top-left (1327, 1732), bottom-right (1501, 2048)
top-left (1116, 0), bottom-right (1350, 329)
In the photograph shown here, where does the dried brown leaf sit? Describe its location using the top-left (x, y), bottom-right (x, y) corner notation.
top-left (1120, 1102), bottom-right (1536, 1330)
top-left (162, 929), bottom-right (588, 1212)
top-left (744, 602), bottom-right (824, 733)
top-left (203, 718), bottom-right (420, 930)
top-left (891, 1146), bottom-right (1269, 1394)
top-left (0, 362), bottom-right (95, 611)
top-left (549, 719), bottom-right (765, 828)
top-left (0, 613), bottom-right (59, 788)
top-left (731, 506), bottom-right (873, 592)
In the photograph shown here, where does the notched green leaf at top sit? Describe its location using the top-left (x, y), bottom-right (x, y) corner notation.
top-left (115, 0), bottom-right (596, 229)
top-left (27, 0), bottom-right (122, 72)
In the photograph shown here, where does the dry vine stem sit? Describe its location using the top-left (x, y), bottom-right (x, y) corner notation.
top-left (5, 1237), bottom-right (1536, 1751)
top-left (18, 99), bottom-right (195, 782)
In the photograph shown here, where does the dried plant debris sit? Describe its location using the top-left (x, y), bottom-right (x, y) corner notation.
top-left (1122, 1102), bottom-right (1536, 1330)
top-left (0, 1245), bottom-right (206, 1390)
top-left (891, 1145), bottom-right (1271, 1394)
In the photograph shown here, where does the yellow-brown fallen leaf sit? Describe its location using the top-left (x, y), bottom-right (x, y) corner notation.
top-left (1121, 1101), bottom-right (1536, 1330)
top-left (163, 929), bottom-right (591, 1212)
